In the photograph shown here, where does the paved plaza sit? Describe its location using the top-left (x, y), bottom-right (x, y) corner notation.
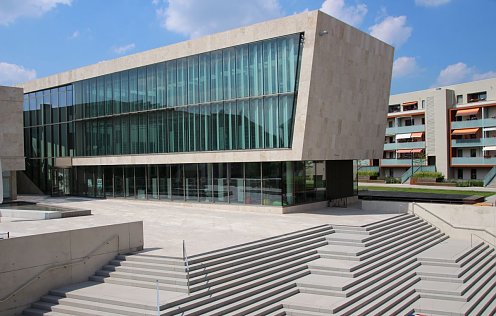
top-left (0, 196), bottom-right (399, 257)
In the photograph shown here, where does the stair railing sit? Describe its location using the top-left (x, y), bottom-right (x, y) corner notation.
top-left (411, 202), bottom-right (495, 248)
top-left (483, 166), bottom-right (496, 187)
top-left (183, 240), bottom-right (190, 294)
top-left (0, 234), bottom-right (120, 304)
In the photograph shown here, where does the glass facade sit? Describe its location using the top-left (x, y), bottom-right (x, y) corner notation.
top-left (73, 161), bottom-right (326, 206)
top-left (22, 33), bottom-right (303, 194)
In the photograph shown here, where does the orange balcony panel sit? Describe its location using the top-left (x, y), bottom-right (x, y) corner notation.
top-left (455, 108), bottom-right (480, 116)
top-left (402, 101), bottom-right (418, 106)
top-left (451, 128), bottom-right (480, 135)
top-left (411, 132), bottom-right (424, 138)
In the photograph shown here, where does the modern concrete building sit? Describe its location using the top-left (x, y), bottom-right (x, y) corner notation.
top-left (365, 78), bottom-right (496, 186)
top-left (17, 10), bottom-right (393, 209)
top-left (0, 86), bottom-right (25, 201)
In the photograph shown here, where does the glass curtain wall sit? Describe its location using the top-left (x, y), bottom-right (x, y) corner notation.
top-left (67, 33), bottom-right (302, 157)
top-left (74, 161), bottom-right (327, 206)
top-left (23, 33), bottom-right (303, 195)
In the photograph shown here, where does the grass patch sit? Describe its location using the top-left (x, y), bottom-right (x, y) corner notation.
top-left (358, 185), bottom-right (495, 198)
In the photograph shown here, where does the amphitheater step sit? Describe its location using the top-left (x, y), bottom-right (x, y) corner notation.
top-left (89, 275), bottom-right (187, 293)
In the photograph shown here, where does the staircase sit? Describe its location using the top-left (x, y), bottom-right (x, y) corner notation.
top-left (23, 214), bottom-right (496, 316)
top-left (484, 166), bottom-right (496, 188)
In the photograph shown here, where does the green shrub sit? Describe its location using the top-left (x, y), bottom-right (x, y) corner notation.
top-left (412, 171), bottom-right (444, 180)
top-left (357, 170), bottom-right (379, 177)
top-left (385, 177), bottom-right (401, 184)
top-left (455, 180), bottom-right (483, 187)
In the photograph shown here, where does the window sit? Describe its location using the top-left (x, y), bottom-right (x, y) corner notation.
top-left (467, 91), bottom-right (487, 103)
top-left (471, 169), bottom-right (477, 180)
top-left (457, 149), bottom-right (463, 157)
top-left (470, 149), bottom-right (476, 157)
top-left (421, 100), bottom-right (425, 109)
top-left (457, 169), bottom-right (463, 179)
top-left (404, 119), bottom-right (413, 126)
top-left (456, 95), bottom-right (463, 104)
top-left (421, 118), bottom-right (425, 125)
top-left (388, 104), bottom-right (400, 113)
top-left (388, 120), bottom-right (393, 127)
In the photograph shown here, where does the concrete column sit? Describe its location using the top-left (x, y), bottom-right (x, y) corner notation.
top-left (10, 171), bottom-right (17, 200)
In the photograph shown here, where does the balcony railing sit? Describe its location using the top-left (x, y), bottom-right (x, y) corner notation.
top-left (450, 117), bottom-right (496, 129)
top-left (385, 125), bottom-right (425, 136)
top-left (381, 159), bottom-right (426, 166)
top-left (384, 141), bottom-right (425, 151)
top-left (451, 137), bottom-right (496, 148)
top-left (451, 157), bottom-right (496, 166)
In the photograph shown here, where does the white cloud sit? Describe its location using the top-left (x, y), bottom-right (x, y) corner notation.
top-left (434, 63), bottom-right (496, 86)
top-left (320, 0), bottom-right (367, 27)
top-left (0, 0), bottom-right (72, 26)
top-left (69, 30), bottom-right (79, 39)
top-left (393, 56), bottom-right (419, 78)
top-left (435, 63), bottom-right (474, 86)
top-left (0, 62), bottom-right (36, 86)
top-left (113, 43), bottom-right (136, 55)
top-left (156, 0), bottom-right (284, 39)
top-left (473, 71), bottom-right (496, 81)
top-left (369, 16), bottom-right (412, 47)
top-left (415, 0), bottom-right (451, 7)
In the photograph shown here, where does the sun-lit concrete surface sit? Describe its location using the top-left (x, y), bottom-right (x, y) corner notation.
top-left (1, 195), bottom-right (401, 257)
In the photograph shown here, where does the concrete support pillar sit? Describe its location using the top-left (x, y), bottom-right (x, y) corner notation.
top-left (285, 162), bottom-right (294, 205)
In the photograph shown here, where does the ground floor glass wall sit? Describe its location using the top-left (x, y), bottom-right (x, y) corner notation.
top-left (73, 161), bottom-right (326, 206)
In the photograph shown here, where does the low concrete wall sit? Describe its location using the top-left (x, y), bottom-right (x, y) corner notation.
top-left (362, 200), bottom-right (496, 245)
top-left (0, 221), bottom-right (143, 316)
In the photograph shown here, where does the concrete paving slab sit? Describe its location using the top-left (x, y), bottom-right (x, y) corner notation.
top-left (308, 258), bottom-right (357, 271)
top-left (4, 195), bottom-right (398, 257)
top-left (417, 239), bottom-right (475, 263)
top-left (296, 273), bottom-right (353, 290)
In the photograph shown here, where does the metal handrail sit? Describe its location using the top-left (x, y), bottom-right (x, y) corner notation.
top-left (0, 234), bottom-right (120, 303)
top-left (183, 240), bottom-right (190, 295)
top-left (411, 202), bottom-right (495, 248)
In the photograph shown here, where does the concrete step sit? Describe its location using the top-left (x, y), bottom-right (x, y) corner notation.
top-left (115, 254), bottom-right (186, 269)
top-left (38, 295), bottom-right (151, 316)
top-left (331, 224), bottom-right (368, 232)
top-left (189, 251), bottom-right (319, 293)
top-left (465, 272), bottom-right (496, 316)
top-left (358, 226), bottom-right (438, 261)
top-left (101, 264), bottom-right (186, 279)
top-left (189, 225), bottom-right (332, 265)
top-left (415, 263), bottom-right (495, 300)
top-left (88, 275), bottom-right (187, 293)
top-left (296, 273), bottom-right (352, 292)
top-left (325, 233), bottom-right (364, 243)
top-left (242, 304), bottom-right (285, 316)
top-left (332, 228), bottom-right (369, 235)
top-left (365, 215), bottom-right (421, 237)
top-left (31, 301), bottom-right (126, 316)
top-left (298, 286), bottom-right (347, 297)
top-left (189, 235), bottom-right (327, 278)
top-left (361, 217), bottom-right (425, 244)
top-left (352, 231), bottom-right (447, 276)
top-left (23, 308), bottom-right (74, 316)
top-left (48, 283), bottom-right (161, 311)
top-left (281, 293), bottom-right (341, 315)
top-left (202, 284), bottom-right (298, 315)
top-left (417, 239), bottom-right (483, 265)
top-left (334, 265), bottom-right (420, 314)
top-left (459, 247), bottom-right (494, 280)
top-left (161, 267), bottom-right (309, 315)
top-left (131, 252), bottom-right (183, 264)
top-left (374, 291), bottom-right (419, 316)
top-left (326, 239), bottom-right (365, 247)
top-left (362, 213), bottom-right (411, 231)
top-left (94, 270), bottom-right (187, 286)
top-left (282, 308), bottom-right (330, 316)
top-left (109, 259), bottom-right (187, 273)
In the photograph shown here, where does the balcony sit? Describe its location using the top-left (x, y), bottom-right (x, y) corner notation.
top-left (381, 159), bottom-right (426, 167)
top-left (451, 157), bottom-right (496, 166)
top-left (384, 141), bottom-right (425, 151)
top-left (451, 118), bottom-right (496, 129)
top-left (451, 137), bottom-right (496, 148)
top-left (385, 125), bottom-right (425, 136)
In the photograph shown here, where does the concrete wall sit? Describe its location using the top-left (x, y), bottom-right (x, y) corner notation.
top-left (0, 221), bottom-right (143, 316)
top-left (300, 11), bottom-right (393, 161)
top-left (362, 200), bottom-right (496, 246)
top-left (0, 86), bottom-right (24, 173)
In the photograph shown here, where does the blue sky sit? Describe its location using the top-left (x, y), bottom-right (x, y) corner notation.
top-left (0, 0), bottom-right (495, 94)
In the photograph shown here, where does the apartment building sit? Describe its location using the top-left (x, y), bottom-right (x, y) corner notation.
top-left (366, 78), bottom-right (496, 186)
top-left (16, 11), bottom-right (393, 210)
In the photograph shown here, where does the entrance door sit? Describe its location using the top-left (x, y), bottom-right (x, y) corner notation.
top-left (52, 168), bottom-right (71, 196)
